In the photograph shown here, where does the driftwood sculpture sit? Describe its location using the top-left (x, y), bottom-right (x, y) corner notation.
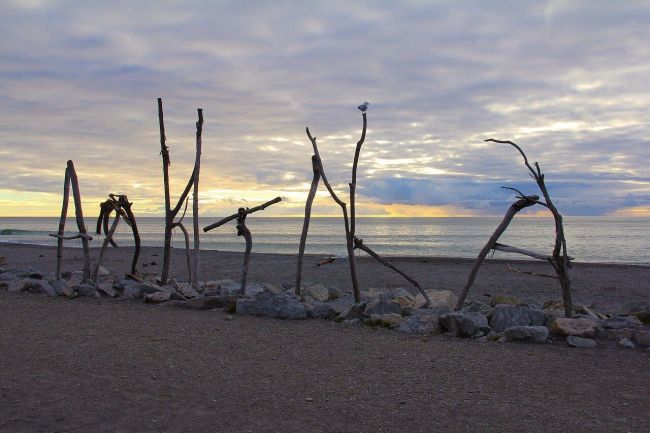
top-left (49, 160), bottom-right (92, 281)
top-left (157, 98), bottom-right (203, 288)
top-left (203, 197), bottom-right (281, 295)
top-left (455, 139), bottom-right (573, 317)
top-left (296, 112), bottom-right (367, 302)
top-left (296, 108), bottom-right (430, 306)
top-left (94, 194), bottom-right (141, 278)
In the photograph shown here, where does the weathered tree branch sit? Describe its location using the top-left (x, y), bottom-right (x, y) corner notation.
top-left (67, 160), bottom-right (91, 281)
top-left (203, 197), bottom-right (282, 232)
top-left (350, 112), bottom-right (367, 236)
top-left (192, 109), bottom-right (203, 290)
top-left (237, 210), bottom-right (253, 295)
top-left (455, 195), bottom-right (538, 310)
top-left (54, 167), bottom-right (71, 280)
top-left (353, 237), bottom-right (431, 307)
top-left (295, 155), bottom-right (321, 295)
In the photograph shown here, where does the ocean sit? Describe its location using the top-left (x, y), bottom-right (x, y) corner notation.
top-left (0, 216), bottom-right (648, 265)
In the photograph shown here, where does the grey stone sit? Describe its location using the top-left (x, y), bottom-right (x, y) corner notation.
top-left (489, 294), bottom-right (521, 307)
top-left (551, 318), bottom-right (599, 338)
top-left (397, 314), bottom-right (442, 335)
top-left (303, 284), bottom-right (330, 302)
top-left (343, 318), bottom-right (361, 326)
top-left (30, 280), bottom-right (57, 297)
top-left (489, 305), bottom-right (548, 332)
top-left (96, 266), bottom-right (111, 277)
top-left (633, 330), bottom-right (650, 347)
top-left (95, 282), bottom-right (118, 298)
top-left (327, 287), bottom-right (345, 300)
top-left (600, 316), bottom-right (643, 329)
top-left (143, 291), bottom-right (173, 303)
top-left (0, 272), bottom-right (17, 283)
top-left (174, 282), bottom-right (200, 299)
top-left (413, 289), bottom-right (457, 310)
top-left (304, 301), bottom-right (336, 319)
top-left (7, 278), bottom-right (32, 293)
top-left (504, 326), bottom-right (549, 343)
top-left (339, 301), bottom-right (368, 321)
top-left (368, 313), bottom-right (404, 328)
top-left (364, 299), bottom-right (402, 317)
top-left (328, 295), bottom-right (355, 314)
top-left (74, 283), bottom-right (97, 297)
top-left (618, 338), bottom-right (636, 349)
top-left (440, 311), bottom-right (491, 337)
top-left (120, 283), bottom-right (143, 299)
top-left (462, 300), bottom-right (493, 316)
top-left (235, 289), bottom-right (307, 319)
top-left (566, 336), bottom-right (597, 348)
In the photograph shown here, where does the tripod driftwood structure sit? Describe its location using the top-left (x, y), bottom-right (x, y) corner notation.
top-left (204, 197), bottom-right (281, 294)
top-left (49, 160), bottom-right (92, 281)
top-left (455, 139), bottom-right (573, 317)
top-left (157, 98), bottom-right (203, 288)
top-left (296, 109), bottom-right (430, 306)
top-left (295, 112), bottom-right (367, 302)
top-left (94, 194), bottom-right (141, 279)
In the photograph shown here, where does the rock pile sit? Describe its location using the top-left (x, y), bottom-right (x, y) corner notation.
top-left (1, 265), bottom-right (649, 350)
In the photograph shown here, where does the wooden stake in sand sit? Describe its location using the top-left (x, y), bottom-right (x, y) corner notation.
top-left (157, 98), bottom-right (203, 287)
top-left (455, 139), bottom-right (573, 317)
top-left (295, 155), bottom-right (321, 295)
top-left (203, 197), bottom-right (281, 295)
top-left (49, 160), bottom-right (92, 281)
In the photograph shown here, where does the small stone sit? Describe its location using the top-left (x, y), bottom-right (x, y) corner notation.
top-left (343, 318), bottom-right (361, 326)
top-left (618, 338), bottom-right (636, 349)
top-left (566, 336), bottom-right (597, 348)
top-left (305, 397), bottom-right (314, 402)
top-left (74, 283), bottom-right (97, 297)
top-left (550, 317), bottom-right (599, 338)
top-left (304, 301), bottom-right (336, 319)
top-left (489, 305), bottom-right (547, 332)
top-left (489, 294), bottom-right (521, 307)
top-left (302, 284), bottom-right (330, 302)
top-left (397, 314), bottom-right (442, 335)
top-left (633, 330), bottom-right (650, 347)
top-left (440, 311), bottom-right (491, 338)
top-left (364, 299), bottom-right (402, 317)
top-left (369, 313), bottom-right (404, 328)
top-left (96, 265), bottom-right (111, 277)
top-left (600, 316), bottom-right (643, 329)
top-left (175, 283), bottom-right (201, 299)
top-left (224, 315), bottom-right (234, 321)
top-left (605, 328), bottom-right (635, 341)
top-left (413, 289), bottom-right (457, 310)
top-left (30, 280), bottom-right (57, 297)
top-left (143, 291), bottom-right (172, 304)
top-left (339, 301), bottom-right (368, 321)
top-left (236, 289), bottom-right (307, 319)
top-left (7, 278), bottom-right (32, 293)
top-left (504, 326), bottom-right (549, 343)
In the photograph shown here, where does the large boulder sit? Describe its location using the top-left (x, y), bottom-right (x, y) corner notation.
top-left (235, 289), bottom-right (307, 319)
top-left (397, 314), bottom-right (442, 335)
top-left (504, 326), bottom-right (548, 343)
top-left (364, 299), bottom-right (402, 317)
top-left (413, 290), bottom-right (457, 310)
top-left (550, 318), bottom-right (599, 338)
top-left (440, 311), bottom-right (491, 337)
top-left (489, 305), bottom-right (547, 332)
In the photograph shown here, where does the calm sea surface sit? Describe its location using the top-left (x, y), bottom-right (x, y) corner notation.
top-left (0, 217), bottom-right (648, 265)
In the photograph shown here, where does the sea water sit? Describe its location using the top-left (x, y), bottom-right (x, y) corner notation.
top-left (0, 216), bottom-right (648, 265)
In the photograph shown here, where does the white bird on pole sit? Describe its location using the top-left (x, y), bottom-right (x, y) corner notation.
top-left (357, 102), bottom-right (369, 112)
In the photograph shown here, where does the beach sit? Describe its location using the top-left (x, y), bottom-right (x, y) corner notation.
top-left (1, 243), bottom-right (650, 432)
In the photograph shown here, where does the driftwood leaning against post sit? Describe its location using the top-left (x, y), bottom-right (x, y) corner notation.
top-left (94, 194), bottom-right (141, 277)
top-left (49, 160), bottom-right (92, 281)
top-left (301, 111), bottom-right (367, 302)
top-left (203, 197), bottom-right (281, 295)
top-left (455, 139), bottom-right (573, 318)
top-left (157, 98), bottom-right (203, 287)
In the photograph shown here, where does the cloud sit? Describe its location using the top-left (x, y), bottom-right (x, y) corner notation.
top-left (0, 0), bottom-right (649, 216)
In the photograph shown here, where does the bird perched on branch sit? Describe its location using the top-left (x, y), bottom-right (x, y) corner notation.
top-left (357, 102), bottom-right (369, 112)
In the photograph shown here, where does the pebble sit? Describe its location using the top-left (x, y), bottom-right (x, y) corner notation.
top-left (224, 315), bottom-right (234, 321)
top-left (305, 397), bottom-right (314, 402)
top-left (618, 338), bottom-right (636, 349)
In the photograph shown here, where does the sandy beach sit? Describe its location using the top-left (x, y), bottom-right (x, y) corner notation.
top-left (1, 243), bottom-right (650, 432)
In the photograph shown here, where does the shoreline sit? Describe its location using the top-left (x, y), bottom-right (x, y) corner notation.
top-left (2, 243), bottom-right (649, 314)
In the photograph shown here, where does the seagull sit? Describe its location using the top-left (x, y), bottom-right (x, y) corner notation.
top-left (357, 102), bottom-right (369, 112)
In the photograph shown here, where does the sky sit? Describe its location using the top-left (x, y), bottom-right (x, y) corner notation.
top-left (1, 0), bottom-right (649, 218)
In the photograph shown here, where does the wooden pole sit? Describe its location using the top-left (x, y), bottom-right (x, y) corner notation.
top-left (192, 109), bottom-right (203, 290)
top-left (236, 210), bottom-right (253, 295)
top-left (55, 166), bottom-right (71, 280)
top-left (67, 160), bottom-right (91, 282)
top-left (295, 155), bottom-right (321, 295)
top-left (158, 98), bottom-right (172, 285)
top-left (350, 112), bottom-right (367, 236)
top-left (455, 195), bottom-right (538, 310)
top-left (173, 222), bottom-right (193, 284)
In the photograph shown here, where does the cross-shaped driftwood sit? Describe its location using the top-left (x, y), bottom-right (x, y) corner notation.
top-left (203, 197), bottom-right (281, 295)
